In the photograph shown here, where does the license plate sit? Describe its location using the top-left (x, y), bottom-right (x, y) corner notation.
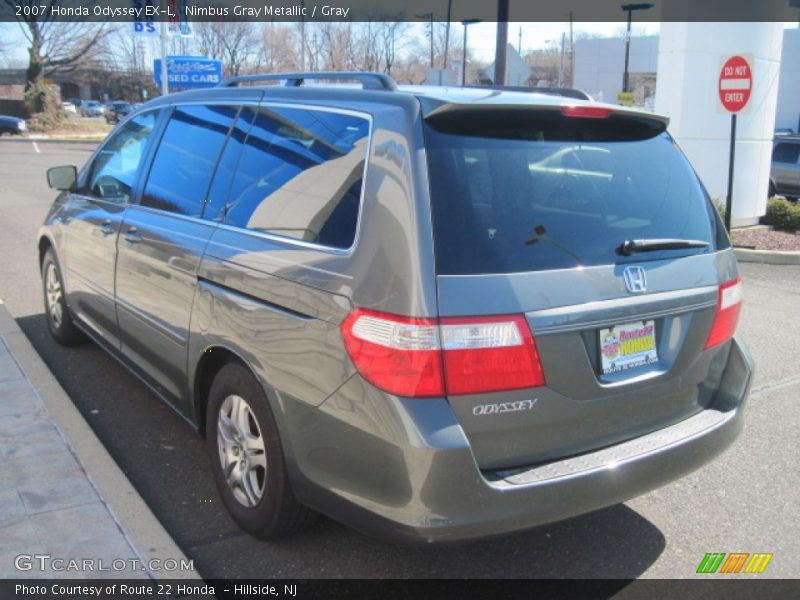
top-left (599, 320), bottom-right (658, 374)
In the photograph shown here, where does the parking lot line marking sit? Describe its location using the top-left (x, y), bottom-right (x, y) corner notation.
top-left (32, 142), bottom-right (40, 154)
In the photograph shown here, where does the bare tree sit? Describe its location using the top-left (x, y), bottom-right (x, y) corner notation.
top-left (392, 55), bottom-right (427, 84)
top-left (316, 22), bottom-right (355, 71)
top-left (0, 25), bottom-right (10, 63)
top-left (257, 24), bottom-right (302, 72)
top-left (3, 0), bottom-right (111, 112)
top-left (195, 22), bottom-right (259, 77)
top-left (354, 22), bottom-right (382, 72)
top-left (379, 21), bottom-right (408, 75)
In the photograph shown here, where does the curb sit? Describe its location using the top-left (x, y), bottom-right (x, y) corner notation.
top-left (734, 247), bottom-right (800, 265)
top-left (0, 300), bottom-right (201, 581)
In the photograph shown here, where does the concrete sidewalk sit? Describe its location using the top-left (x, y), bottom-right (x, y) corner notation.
top-left (0, 300), bottom-right (198, 580)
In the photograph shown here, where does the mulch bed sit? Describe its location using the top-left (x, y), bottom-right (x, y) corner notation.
top-left (732, 227), bottom-right (800, 252)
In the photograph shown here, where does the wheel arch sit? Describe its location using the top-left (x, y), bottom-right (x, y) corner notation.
top-left (192, 345), bottom-right (253, 438)
top-left (38, 235), bottom-right (55, 269)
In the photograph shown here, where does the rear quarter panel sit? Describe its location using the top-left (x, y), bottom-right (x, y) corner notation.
top-left (186, 94), bottom-right (439, 430)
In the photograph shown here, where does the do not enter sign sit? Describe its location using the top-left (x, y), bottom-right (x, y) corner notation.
top-left (719, 55), bottom-right (752, 113)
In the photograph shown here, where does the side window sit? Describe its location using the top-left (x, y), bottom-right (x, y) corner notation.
top-left (141, 105), bottom-right (238, 217)
top-left (204, 106), bottom-right (257, 222)
top-left (86, 111), bottom-right (158, 202)
top-left (773, 143), bottom-right (800, 164)
top-left (223, 106), bottom-right (370, 249)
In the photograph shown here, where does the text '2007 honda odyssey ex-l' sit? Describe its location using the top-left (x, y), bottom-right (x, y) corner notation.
top-left (39, 72), bottom-right (753, 542)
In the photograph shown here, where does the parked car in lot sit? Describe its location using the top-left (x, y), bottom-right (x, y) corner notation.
top-left (770, 135), bottom-right (800, 198)
top-left (104, 101), bottom-right (133, 124)
top-left (79, 100), bottom-right (105, 117)
top-left (0, 114), bottom-right (26, 135)
top-left (61, 101), bottom-right (77, 115)
top-left (38, 72), bottom-right (753, 543)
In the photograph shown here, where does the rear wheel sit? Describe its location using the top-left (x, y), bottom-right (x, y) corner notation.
top-left (206, 362), bottom-right (316, 539)
top-left (768, 180), bottom-right (776, 198)
top-left (41, 249), bottom-right (85, 346)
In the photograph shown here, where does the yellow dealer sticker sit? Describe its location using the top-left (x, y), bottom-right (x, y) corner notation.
top-left (600, 321), bottom-right (657, 374)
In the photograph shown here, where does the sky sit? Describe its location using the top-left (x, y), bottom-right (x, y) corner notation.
top-left (0, 21), bottom-right (660, 68)
top-left (2, 21), bottom-right (797, 69)
top-left (452, 21), bottom-right (661, 62)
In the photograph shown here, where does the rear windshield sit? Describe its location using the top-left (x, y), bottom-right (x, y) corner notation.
top-left (424, 115), bottom-right (721, 275)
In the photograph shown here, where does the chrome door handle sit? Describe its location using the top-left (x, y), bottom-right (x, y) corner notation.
top-left (123, 227), bottom-right (142, 244)
top-left (96, 220), bottom-right (115, 236)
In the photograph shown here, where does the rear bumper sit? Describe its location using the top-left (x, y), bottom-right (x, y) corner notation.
top-left (287, 336), bottom-right (753, 543)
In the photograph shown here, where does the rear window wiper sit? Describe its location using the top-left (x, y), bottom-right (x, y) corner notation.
top-left (617, 238), bottom-right (710, 256)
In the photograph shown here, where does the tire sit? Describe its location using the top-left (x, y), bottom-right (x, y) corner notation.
top-left (41, 248), bottom-right (85, 346)
top-left (768, 181), bottom-right (776, 198)
top-left (206, 362), bottom-right (316, 539)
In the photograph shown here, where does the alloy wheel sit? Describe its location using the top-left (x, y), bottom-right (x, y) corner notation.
top-left (217, 394), bottom-right (267, 507)
top-left (45, 262), bottom-right (63, 329)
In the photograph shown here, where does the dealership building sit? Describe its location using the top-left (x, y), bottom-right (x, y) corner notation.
top-left (575, 26), bottom-right (799, 227)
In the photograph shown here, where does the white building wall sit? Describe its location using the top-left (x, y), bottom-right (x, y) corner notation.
top-left (655, 23), bottom-right (784, 227)
top-left (775, 28), bottom-right (800, 133)
top-left (574, 36), bottom-right (659, 102)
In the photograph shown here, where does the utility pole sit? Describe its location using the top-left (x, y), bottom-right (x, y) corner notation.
top-left (569, 11), bottom-right (574, 87)
top-left (462, 19), bottom-right (481, 87)
top-left (443, 0), bottom-right (453, 68)
top-left (621, 3), bottom-right (654, 94)
top-left (559, 32), bottom-right (566, 87)
top-left (518, 26), bottom-right (522, 54)
top-left (494, 0), bottom-right (509, 86)
top-left (158, 20), bottom-right (169, 95)
top-left (300, 0), bottom-right (306, 70)
top-left (416, 12), bottom-right (434, 68)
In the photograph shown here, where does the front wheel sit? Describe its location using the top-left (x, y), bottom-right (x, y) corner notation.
top-left (206, 362), bottom-right (316, 539)
top-left (41, 249), bottom-right (85, 346)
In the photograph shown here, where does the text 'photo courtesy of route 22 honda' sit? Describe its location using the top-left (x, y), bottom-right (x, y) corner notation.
top-left (39, 72), bottom-right (754, 543)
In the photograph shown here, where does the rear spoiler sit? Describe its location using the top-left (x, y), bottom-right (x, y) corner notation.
top-left (423, 102), bottom-right (669, 141)
top-left (465, 84), bottom-right (593, 101)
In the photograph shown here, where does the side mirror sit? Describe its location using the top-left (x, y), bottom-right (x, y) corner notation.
top-left (47, 165), bottom-right (77, 191)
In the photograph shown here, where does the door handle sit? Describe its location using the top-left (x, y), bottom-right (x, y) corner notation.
top-left (123, 227), bottom-right (142, 244)
top-left (97, 220), bottom-right (116, 237)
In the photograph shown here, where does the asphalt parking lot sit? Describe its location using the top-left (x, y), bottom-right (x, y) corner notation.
top-left (0, 139), bottom-right (798, 579)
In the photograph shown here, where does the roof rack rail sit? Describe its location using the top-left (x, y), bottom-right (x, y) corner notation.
top-left (220, 71), bottom-right (398, 91)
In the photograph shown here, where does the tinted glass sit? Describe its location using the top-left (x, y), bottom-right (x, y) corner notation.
top-left (87, 111), bottom-right (157, 203)
top-left (773, 143), bottom-right (800, 164)
top-left (223, 106), bottom-right (369, 249)
top-left (204, 106), bottom-right (256, 222)
top-left (141, 105), bottom-right (237, 217)
top-left (425, 123), bottom-right (717, 275)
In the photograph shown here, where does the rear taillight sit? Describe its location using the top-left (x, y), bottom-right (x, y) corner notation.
top-left (704, 277), bottom-right (743, 349)
top-left (440, 315), bottom-right (545, 395)
top-left (341, 309), bottom-right (545, 398)
top-left (560, 105), bottom-right (615, 119)
top-left (340, 309), bottom-right (444, 397)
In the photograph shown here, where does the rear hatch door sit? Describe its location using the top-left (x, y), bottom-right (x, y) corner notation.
top-left (424, 102), bottom-right (736, 470)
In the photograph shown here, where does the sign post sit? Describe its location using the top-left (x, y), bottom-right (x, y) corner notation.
top-left (159, 20), bottom-right (170, 96)
top-left (718, 55), bottom-right (753, 232)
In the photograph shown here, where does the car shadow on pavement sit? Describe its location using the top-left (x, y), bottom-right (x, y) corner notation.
top-left (17, 312), bottom-right (665, 580)
top-left (244, 503), bottom-right (666, 579)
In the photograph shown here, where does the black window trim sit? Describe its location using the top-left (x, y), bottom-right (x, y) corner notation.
top-left (136, 103), bottom-right (242, 218)
top-left (122, 100), bottom-right (373, 256)
top-left (198, 100), bottom-right (374, 255)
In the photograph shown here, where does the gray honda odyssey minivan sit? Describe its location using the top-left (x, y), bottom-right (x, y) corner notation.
top-left (39, 72), bottom-right (753, 542)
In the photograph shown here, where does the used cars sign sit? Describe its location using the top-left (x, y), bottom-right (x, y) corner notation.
top-left (154, 56), bottom-right (223, 88)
